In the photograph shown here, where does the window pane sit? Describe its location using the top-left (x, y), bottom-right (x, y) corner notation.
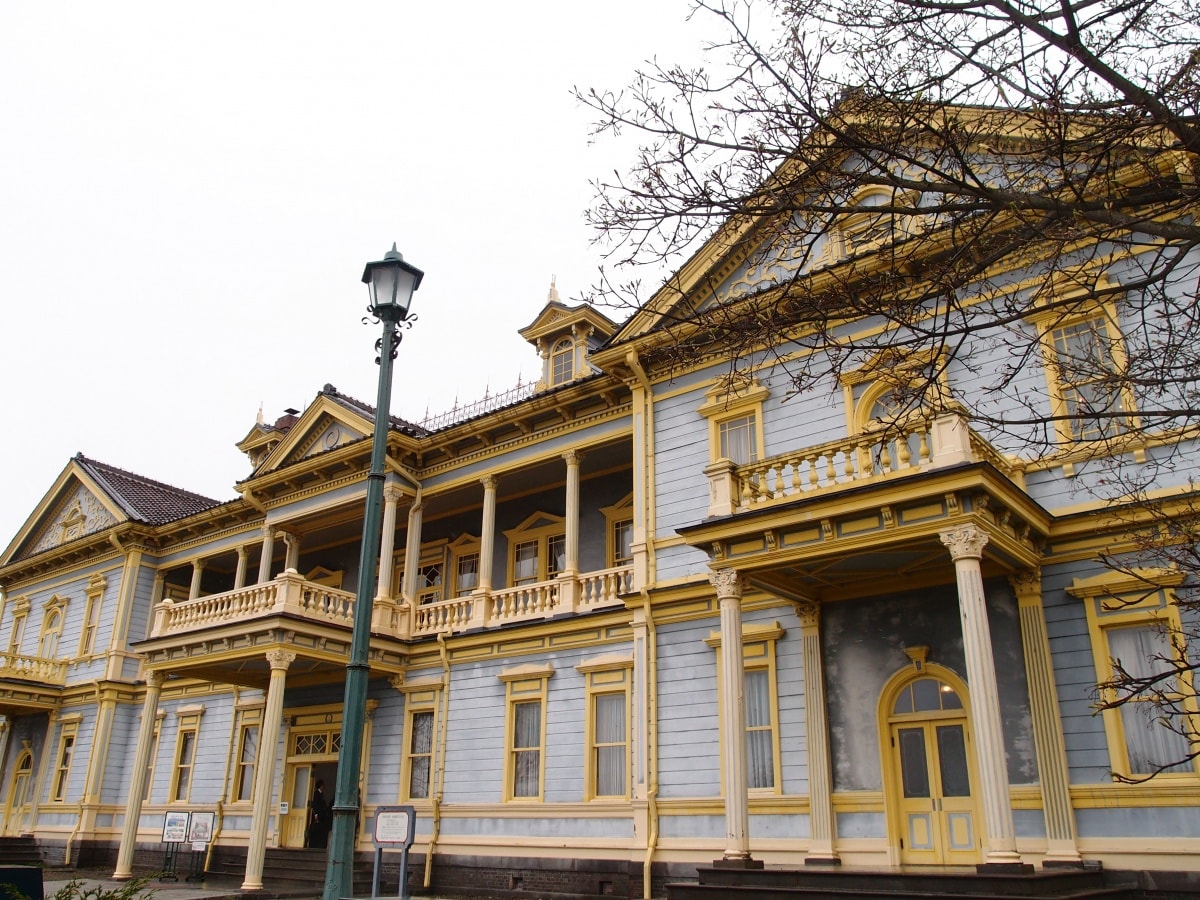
top-left (409, 756), bottom-right (431, 799)
top-left (513, 701), bottom-right (542, 798)
top-left (898, 728), bottom-right (930, 798)
top-left (718, 415), bottom-right (757, 465)
top-left (514, 541), bottom-right (539, 584)
top-left (936, 724), bottom-right (971, 797)
top-left (614, 520), bottom-right (634, 565)
top-left (548, 534), bottom-right (566, 576)
top-left (911, 678), bottom-right (940, 712)
top-left (411, 711), bottom-right (434, 754)
top-left (455, 554), bottom-right (478, 596)
top-left (596, 746), bottom-right (625, 796)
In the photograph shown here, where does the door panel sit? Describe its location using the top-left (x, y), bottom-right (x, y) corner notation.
top-left (892, 718), bottom-right (980, 864)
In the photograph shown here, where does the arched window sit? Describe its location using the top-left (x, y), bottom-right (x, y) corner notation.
top-left (550, 338), bottom-right (574, 386)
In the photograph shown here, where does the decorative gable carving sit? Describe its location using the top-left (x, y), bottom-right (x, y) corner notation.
top-left (294, 416), bottom-right (366, 462)
top-left (27, 484), bottom-right (117, 555)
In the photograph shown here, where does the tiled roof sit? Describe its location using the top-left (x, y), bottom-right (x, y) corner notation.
top-left (74, 454), bottom-right (223, 524)
top-left (321, 383), bottom-right (429, 438)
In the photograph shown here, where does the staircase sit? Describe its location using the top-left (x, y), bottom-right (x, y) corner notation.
top-left (0, 836), bottom-right (41, 866)
top-left (666, 866), bottom-right (1138, 900)
top-left (204, 847), bottom-right (401, 896)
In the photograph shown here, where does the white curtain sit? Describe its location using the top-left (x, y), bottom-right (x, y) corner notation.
top-left (513, 701), bottom-right (541, 796)
top-left (1108, 625), bottom-right (1192, 774)
top-left (745, 669), bottom-right (774, 789)
top-left (409, 711), bottom-right (433, 798)
top-left (594, 693), bottom-right (626, 796)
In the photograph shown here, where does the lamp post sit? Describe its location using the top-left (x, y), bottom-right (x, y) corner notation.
top-left (323, 245), bottom-right (423, 900)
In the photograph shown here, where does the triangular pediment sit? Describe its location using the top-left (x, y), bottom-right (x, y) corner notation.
top-left (254, 394), bottom-right (373, 476)
top-left (518, 301), bottom-right (618, 347)
top-left (2, 460), bottom-right (128, 565)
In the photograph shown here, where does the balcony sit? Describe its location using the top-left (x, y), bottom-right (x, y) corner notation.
top-left (705, 411), bottom-right (1024, 517)
top-left (150, 569), bottom-right (358, 638)
top-left (411, 565), bottom-right (633, 638)
top-left (149, 565), bottom-right (634, 643)
top-left (0, 651), bottom-right (68, 686)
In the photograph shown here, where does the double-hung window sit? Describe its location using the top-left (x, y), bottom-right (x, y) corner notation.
top-left (397, 678), bottom-right (442, 802)
top-left (52, 719), bottom-right (80, 801)
top-left (1045, 314), bottom-right (1134, 442)
top-left (706, 622), bottom-right (785, 792)
top-left (232, 705), bottom-right (262, 802)
top-left (698, 378), bottom-right (769, 467)
top-left (500, 664), bottom-right (553, 801)
top-left (79, 574), bottom-right (108, 656)
top-left (578, 654), bottom-right (633, 799)
top-left (1070, 571), bottom-right (1198, 779)
top-left (171, 708), bottom-right (205, 802)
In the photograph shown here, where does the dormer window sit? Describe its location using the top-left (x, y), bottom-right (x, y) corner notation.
top-left (550, 338), bottom-right (575, 387)
top-left (519, 280), bottom-right (618, 394)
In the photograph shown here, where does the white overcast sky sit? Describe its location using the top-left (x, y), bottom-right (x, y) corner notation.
top-left (0, 1), bottom-right (715, 546)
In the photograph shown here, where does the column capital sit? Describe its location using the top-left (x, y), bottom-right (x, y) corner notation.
top-left (797, 601), bottom-right (820, 630)
top-left (1008, 569), bottom-right (1042, 604)
top-left (144, 669), bottom-right (165, 689)
top-left (481, 474), bottom-right (500, 490)
top-left (192, 558), bottom-right (207, 571)
top-left (266, 649), bottom-right (296, 671)
top-left (383, 484), bottom-right (405, 504)
top-left (709, 567), bottom-right (743, 601)
top-left (236, 545), bottom-right (250, 559)
top-left (261, 522), bottom-right (275, 537)
top-left (940, 525), bottom-right (988, 561)
top-left (562, 449), bottom-right (583, 466)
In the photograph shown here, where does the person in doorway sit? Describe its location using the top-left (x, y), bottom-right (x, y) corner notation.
top-left (307, 779), bottom-right (331, 849)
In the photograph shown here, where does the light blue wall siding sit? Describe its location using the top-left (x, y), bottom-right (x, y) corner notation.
top-left (656, 616), bottom-right (720, 798)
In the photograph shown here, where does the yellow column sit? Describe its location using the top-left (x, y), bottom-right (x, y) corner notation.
top-left (562, 450), bottom-right (581, 575)
top-left (376, 485), bottom-right (403, 601)
top-left (257, 525), bottom-right (276, 584)
top-left (710, 568), bottom-right (759, 867)
top-left (400, 501), bottom-right (424, 602)
top-left (188, 559), bottom-right (206, 600)
top-left (241, 649), bottom-right (295, 891)
top-left (1009, 570), bottom-right (1082, 865)
top-left (477, 476), bottom-right (499, 593)
top-left (113, 671), bottom-right (164, 879)
top-left (798, 602), bottom-right (839, 864)
top-left (234, 546), bottom-right (250, 590)
top-left (940, 525), bottom-right (1025, 869)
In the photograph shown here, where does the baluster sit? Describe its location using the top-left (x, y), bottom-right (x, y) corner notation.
top-left (918, 427), bottom-right (930, 465)
top-left (824, 452), bottom-right (837, 484)
top-left (807, 454), bottom-right (819, 491)
top-left (897, 433), bottom-right (912, 469)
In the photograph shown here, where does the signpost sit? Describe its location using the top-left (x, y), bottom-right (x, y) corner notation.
top-left (160, 812), bottom-right (190, 881)
top-left (371, 806), bottom-right (416, 900)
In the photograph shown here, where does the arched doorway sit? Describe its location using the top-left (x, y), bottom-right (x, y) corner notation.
top-left (880, 666), bottom-right (982, 865)
top-left (3, 749), bottom-right (34, 835)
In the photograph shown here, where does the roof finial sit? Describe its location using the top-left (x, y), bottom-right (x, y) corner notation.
top-left (547, 275), bottom-right (560, 304)
top-left (256, 403), bottom-right (264, 426)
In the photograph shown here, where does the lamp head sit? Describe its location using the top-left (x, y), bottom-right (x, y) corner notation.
top-left (362, 244), bottom-right (424, 318)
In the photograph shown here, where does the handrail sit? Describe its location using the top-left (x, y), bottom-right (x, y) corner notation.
top-left (0, 652), bottom-right (69, 685)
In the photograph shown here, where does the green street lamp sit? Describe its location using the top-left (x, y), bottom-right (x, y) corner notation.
top-left (323, 245), bottom-right (423, 900)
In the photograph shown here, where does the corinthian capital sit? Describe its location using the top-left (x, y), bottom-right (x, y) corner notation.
top-left (708, 567), bottom-right (743, 600)
top-left (939, 525), bottom-right (989, 561)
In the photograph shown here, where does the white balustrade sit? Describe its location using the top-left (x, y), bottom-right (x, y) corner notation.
top-left (150, 571), bottom-right (356, 637)
top-left (0, 652), bottom-right (68, 685)
top-left (408, 565), bottom-right (633, 637)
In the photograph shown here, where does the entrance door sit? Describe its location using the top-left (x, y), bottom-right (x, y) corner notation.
top-left (887, 674), bottom-right (981, 865)
top-left (3, 751), bottom-right (34, 835)
top-left (281, 717), bottom-right (342, 849)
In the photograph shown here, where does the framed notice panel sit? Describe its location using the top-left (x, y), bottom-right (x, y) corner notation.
top-left (373, 806), bottom-right (416, 848)
top-left (187, 811), bottom-right (215, 843)
top-left (162, 811), bottom-right (190, 844)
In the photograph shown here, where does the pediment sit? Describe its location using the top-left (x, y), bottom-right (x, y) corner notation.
top-left (518, 301), bottom-right (618, 346)
top-left (3, 461), bottom-right (127, 565)
top-left (254, 396), bottom-right (373, 476)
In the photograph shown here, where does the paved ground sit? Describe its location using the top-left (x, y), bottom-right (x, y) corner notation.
top-left (36, 869), bottom-right (487, 900)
